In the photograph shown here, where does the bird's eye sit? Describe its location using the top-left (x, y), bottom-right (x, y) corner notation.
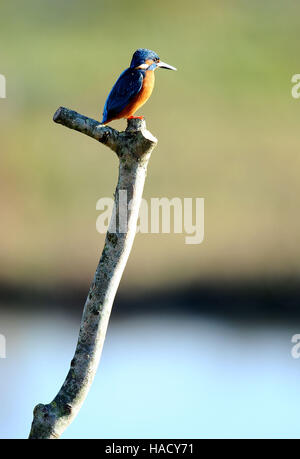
top-left (154, 57), bottom-right (159, 62)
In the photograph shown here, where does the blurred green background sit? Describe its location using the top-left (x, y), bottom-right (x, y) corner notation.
top-left (1, 0), bottom-right (300, 439)
top-left (1, 0), bottom-right (299, 290)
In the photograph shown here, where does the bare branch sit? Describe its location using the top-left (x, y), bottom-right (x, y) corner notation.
top-left (29, 107), bottom-right (157, 439)
top-left (53, 106), bottom-right (121, 153)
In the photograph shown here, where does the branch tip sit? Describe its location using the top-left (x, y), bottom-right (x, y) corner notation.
top-left (53, 106), bottom-right (64, 123)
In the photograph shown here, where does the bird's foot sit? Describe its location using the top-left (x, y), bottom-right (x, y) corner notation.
top-left (127, 115), bottom-right (144, 120)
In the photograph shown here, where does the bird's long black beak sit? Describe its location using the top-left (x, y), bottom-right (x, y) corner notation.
top-left (157, 61), bottom-right (177, 71)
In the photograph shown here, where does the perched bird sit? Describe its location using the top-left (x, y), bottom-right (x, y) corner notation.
top-left (101, 48), bottom-right (176, 125)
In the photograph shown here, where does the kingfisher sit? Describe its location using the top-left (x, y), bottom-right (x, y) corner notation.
top-left (101, 48), bottom-right (176, 125)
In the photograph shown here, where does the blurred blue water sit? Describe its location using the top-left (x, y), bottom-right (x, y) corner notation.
top-left (0, 310), bottom-right (299, 439)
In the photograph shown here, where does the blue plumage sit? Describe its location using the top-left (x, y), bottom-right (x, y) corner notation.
top-left (130, 49), bottom-right (160, 68)
top-left (101, 68), bottom-right (144, 124)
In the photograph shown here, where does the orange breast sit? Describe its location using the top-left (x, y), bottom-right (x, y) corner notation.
top-left (118, 70), bottom-right (155, 119)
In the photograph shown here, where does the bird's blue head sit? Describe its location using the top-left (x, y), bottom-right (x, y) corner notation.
top-left (130, 48), bottom-right (177, 71)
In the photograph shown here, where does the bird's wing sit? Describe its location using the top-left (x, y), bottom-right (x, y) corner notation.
top-left (102, 68), bottom-right (144, 123)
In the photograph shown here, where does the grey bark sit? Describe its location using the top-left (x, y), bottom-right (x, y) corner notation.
top-left (28, 107), bottom-right (157, 439)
